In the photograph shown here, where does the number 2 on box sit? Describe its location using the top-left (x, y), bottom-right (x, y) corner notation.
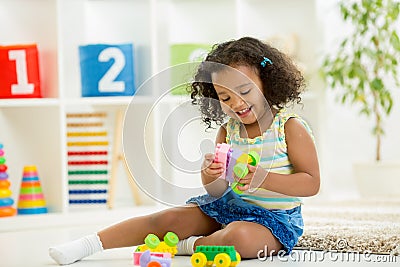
top-left (98, 47), bottom-right (125, 92)
top-left (8, 50), bottom-right (34, 95)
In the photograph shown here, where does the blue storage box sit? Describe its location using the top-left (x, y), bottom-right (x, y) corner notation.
top-left (79, 43), bottom-right (135, 97)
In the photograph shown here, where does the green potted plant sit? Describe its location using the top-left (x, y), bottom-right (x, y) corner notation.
top-left (320, 0), bottom-right (400, 197)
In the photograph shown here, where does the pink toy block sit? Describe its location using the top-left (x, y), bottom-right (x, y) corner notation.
top-left (213, 143), bottom-right (260, 186)
top-left (213, 143), bottom-right (231, 180)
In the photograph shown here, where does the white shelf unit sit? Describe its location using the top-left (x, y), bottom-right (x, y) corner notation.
top-left (0, 0), bottom-right (324, 223)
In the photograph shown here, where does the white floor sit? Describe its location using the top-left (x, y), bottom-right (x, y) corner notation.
top-left (0, 206), bottom-right (398, 267)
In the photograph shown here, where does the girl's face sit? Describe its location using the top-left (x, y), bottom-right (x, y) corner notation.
top-left (211, 65), bottom-right (269, 126)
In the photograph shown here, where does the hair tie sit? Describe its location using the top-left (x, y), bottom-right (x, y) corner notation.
top-left (260, 57), bottom-right (273, 67)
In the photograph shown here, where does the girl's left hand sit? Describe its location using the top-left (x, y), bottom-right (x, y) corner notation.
top-left (235, 165), bottom-right (267, 192)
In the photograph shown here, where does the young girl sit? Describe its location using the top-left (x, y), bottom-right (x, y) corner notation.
top-left (49, 36), bottom-right (320, 265)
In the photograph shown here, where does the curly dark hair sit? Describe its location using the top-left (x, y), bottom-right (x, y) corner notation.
top-left (190, 36), bottom-right (305, 129)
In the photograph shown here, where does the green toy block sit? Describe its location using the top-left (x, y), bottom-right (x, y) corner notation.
top-left (247, 151), bottom-right (260, 166)
top-left (233, 162), bottom-right (248, 179)
top-left (191, 245), bottom-right (241, 267)
top-left (169, 43), bottom-right (212, 95)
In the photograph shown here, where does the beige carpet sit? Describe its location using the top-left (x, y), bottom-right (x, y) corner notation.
top-left (295, 198), bottom-right (400, 255)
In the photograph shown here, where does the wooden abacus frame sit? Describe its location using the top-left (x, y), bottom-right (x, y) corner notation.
top-left (107, 108), bottom-right (142, 208)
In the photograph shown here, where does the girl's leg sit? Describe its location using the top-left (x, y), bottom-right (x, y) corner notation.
top-left (98, 204), bottom-right (220, 249)
top-left (195, 221), bottom-right (283, 259)
top-left (49, 205), bottom-right (220, 265)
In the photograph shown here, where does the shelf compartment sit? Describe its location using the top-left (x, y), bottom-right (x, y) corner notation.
top-left (0, 0), bottom-right (59, 98)
top-left (0, 106), bottom-right (65, 213)
top-left (58, 0), bottom-right (153, 100)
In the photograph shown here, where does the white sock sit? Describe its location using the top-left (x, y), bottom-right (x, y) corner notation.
top-left (49, 233), bottom-right (103, 265)
top-left (176, 236), bottom-right (202, 255)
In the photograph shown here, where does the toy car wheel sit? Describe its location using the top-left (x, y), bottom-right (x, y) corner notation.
top-left (214, 253), bottom-right (231, 267)
top-left (248, 151), bottom-right (260, 165)
top-left (163, 232), bottom-right (179, 247)
top-left (147, 261), bottom-right (162, 267)
top-left (191, 252), bottom-right (207, 267)
top-left (233, 162), bottom-right (249, 179)
top-left (145, 234), bottom-right (160, 249)
top-left (230, 252), bottom-right (241, 266)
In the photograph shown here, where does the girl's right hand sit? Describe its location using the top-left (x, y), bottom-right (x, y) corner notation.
top-left (201, 153), bottom-right (225, 182)
top-left (201, 153), bottom-right (229, 197)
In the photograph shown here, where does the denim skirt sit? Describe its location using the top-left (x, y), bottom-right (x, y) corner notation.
top-left (186, 187), bottom-right (304, 253)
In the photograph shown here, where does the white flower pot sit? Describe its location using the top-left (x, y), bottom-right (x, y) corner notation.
top-left (354, 162), bottom-right (400, 198)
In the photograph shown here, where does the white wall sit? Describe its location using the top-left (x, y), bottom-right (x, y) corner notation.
top-left (317, 0), bottom-right (400, 200)
top-left (153, 0), bottom-right (400, 203)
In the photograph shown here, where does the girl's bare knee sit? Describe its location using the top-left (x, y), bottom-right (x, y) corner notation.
top-left (220, 222), bottom-right (282, 258)
top-left (148, 206), bottom-right (214, 238)
top-left (148, 209), bottom-right (181, 233)
top-left (217, 223), bottom-right (250, 254)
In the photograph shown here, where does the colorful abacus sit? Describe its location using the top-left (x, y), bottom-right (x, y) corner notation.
top-left (0, 144), bottom-right (17, 217)
top-left (17, 165), bottom-right (48, 214)
top-left (66, 112), bottom-right (110, 207)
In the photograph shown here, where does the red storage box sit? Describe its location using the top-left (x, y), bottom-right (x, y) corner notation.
top-left (0, 44), bottom-right (41, 98)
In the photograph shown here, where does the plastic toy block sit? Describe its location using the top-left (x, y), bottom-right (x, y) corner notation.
top-left (135, 232), bottom-right (178, 257)
top-left (213, 143), bottom-right (231, 180)
top-left (213, 143), bottom-right (260, 193)
top-left (233, 163), bottom-right (248, 179)
top-left (0, 144), bottom-right (16, 217)
top-left (191, 245), bottom-right (241, 267)
top-left (17, 165), bottom-right (47, 215)
top-left (247, 151), bottom-right (260, 166)
top-left (0, 44), bottom-right (41, 98)
top-left (138, 250), bottom-right (172, 267)
top-left (133, 251), bottom-right (171, 266)
top-left (79, 43), bottom-right (135, 97)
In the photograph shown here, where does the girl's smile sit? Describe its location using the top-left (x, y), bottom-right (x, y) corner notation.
top-left (211, 65), bottom-right (273, 137)
top-left (236, 106), bottom-right (252, 118)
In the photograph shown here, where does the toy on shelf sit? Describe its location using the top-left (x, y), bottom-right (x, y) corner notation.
top-left (214, 143), bottom-right (260, 194)
top-left (191, 245), bottom-right (241, 267)
top-left (66, 109), bottom-right (142, 209)
top-left (78, 43), bottom-right (135, 97)
top-left (170, 43), bottom-right (211, 95)
top-left (66, 112), bottom-right (110, 207)
top-left (135, 232), bottom-right (179, 257)
top-left (0, 44), bottom-right (42, 98)
top-left (135, 250), bottom-right (171, 267)
top-left (0, 144), bottom-right (17, 217)
top-left (17, 165), bottom-right (48, 215)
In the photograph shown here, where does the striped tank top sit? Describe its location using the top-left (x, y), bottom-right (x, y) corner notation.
top-left (225, 109), bottom-right (314, 210)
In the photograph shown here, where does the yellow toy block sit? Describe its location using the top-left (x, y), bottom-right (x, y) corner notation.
top-left (135, 232), bottom-right (179, 257)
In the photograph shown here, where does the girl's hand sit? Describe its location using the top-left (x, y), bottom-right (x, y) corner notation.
top-left (202, 153), bottom-right (229, 197)
top-left (235, 164), bottom-right (267, 192)
top-left (201, 153), bottom-right (225, 183)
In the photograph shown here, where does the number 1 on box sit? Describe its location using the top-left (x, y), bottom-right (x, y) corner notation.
top-left (8, 50), bottom-right (34, 95)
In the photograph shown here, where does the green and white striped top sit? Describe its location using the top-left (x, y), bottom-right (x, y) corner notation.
top-left (226, 109), bottom-right (314, 210)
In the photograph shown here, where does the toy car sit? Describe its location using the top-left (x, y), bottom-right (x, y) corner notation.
top-left (191, 245), bottom-right (241, 267)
